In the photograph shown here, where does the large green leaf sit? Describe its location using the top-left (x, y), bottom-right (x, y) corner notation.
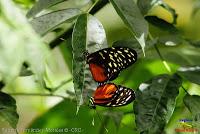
top-left (72, 13), bottom-right (88, 109)
top-left (82, 15), bottom-right (108, 103)
top-left (26, 0), bottom-right (67, 18)
top-left (72, 14), bottom-right (108, 109)
top-left (0, 0), bottom-right (53, 83)
top-left (30, 8), bottom-right (82, 36)
top-left (0, 92), bottom-right (19, 128)
top-left (184, 95), bottom-right (200, 122)
top-left (134, 74), bottom-right (182, 134)
top-left (109, 0), bottom-right (148, 54)
top-left (177, 66), bottom-right (200, 85)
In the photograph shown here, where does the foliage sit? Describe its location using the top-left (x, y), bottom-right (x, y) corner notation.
top-left (0, 0), bottom-right (200, 134)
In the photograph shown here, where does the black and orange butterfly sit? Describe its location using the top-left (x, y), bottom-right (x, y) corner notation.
top-left (87, 47), bottom-right (137, 83)
top-left (89, 83), bottom-right (135, 109)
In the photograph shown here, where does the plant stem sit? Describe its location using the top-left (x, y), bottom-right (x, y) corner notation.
top-left (8, 93), bottom-right (68, 100)
top-left (148, 33), bottom-right (172, 73)
top-left (181, 85), bottom-right (189, 94)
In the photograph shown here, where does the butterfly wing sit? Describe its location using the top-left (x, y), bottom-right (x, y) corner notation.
top-left (107, 85), bottom-right (135, 107)
top-left (87, 47), bottom-right (137, 83)
top-left (91, 83), bottom-right (135, 107)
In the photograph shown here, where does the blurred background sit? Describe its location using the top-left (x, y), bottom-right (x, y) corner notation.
top-left (0, 0), bottom-right (200, 133)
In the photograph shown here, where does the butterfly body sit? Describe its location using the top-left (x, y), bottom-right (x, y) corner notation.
top-left (89, 83), bottom-right (135, 109)
top-left (87, 47), bottom-right (137, 83)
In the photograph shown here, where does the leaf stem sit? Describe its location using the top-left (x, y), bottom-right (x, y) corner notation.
top-left (49, 78), bottom-right (72, 93)
top-left (8, 92), bottom-right (68, 100)
top-left (87, 0), bottom-right (99, 13)
top-left (149, 33), bottom-right (172, 73)
top-left (181, 85), bottom-right (189, 94)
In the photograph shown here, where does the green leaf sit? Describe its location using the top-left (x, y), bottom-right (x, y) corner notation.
top-left (146, 43), bottom-right (200, 66)
top-left (72, 13), bottom-right (88, 112)
top-left (184, 94), bottom-right (200, 122)
top-left (134, 74), bottom-right (182, 133)
top-left (155, 0), bottom-right (177, 24)
top-left (137, 0), bottom-right (152, 15)
top-left (177, 66), bottom-right (200, 85)
top-left (137, 0), bottom-right (177, 24)
top-left (0, 0), bottom-right (53, 83)
top-left (104, 111), bottom-right (124, 129)
top-left (72, 14), bottom-right (108, 110)
top-left (30, 8), bottom-right (82, 36)
top-left (145, 16), bottom-right (178, 33)
top-left (0, 92), bottom-right (19, 128)
top-left (26, 0), bottom-right (66, 18)
top-left (192, 0), bottom-right (200, 17)
top-left (112, 38), bottom-right (157, 58)
top-left (109, 0), bottom-right (148, 55)
top-left (80, 14), bottom-right (108, 103)
top-left (87, 15), bottom-right (108, 52)
top-left (185, 39), bottom-right (200, 48)
top-left (59, 39), bottom-right (73, 72)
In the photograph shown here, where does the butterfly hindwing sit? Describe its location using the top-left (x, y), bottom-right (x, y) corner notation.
top-left (90, 83), bottom-right (135, 108)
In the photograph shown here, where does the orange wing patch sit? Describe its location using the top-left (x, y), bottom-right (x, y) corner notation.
top-left (89, 63), bottom-right (108, 82)
top-left (93, 84), bottom-right (117, 104)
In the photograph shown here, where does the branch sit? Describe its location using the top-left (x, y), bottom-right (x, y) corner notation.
top-left (8, 92), bottom-right (68, 100)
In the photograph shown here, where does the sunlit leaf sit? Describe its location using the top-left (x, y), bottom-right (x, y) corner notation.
top-left (134, 74), bottom-right (182, 133)
top-left (178, 66), bottom-right (200, 85)
top-left (87, 15), bottom-right (107, 52)
top-left (137, 0), bottom-right (177, 24)
top-left (72, 14), bottom-right (108, 110)
top-left (82, 15), bottom-right (108, 103)
top-left (30, 8), bottom-right (82, 36)
top-left (184, 94), bottom-right (200, 122)
top-left (26, 0), bottom-right (67, 18)
top-left (110, 0), bottom-right (148, 55)
top-left (0, 0), bottom-right (53, 83)
top-left (0, 92), bottom-right (19, 128)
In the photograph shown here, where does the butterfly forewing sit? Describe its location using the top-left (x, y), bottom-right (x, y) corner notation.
top-left (91, 83), bottom-right (135, 107)
top-left (87, 47), bottom-right (137, 83)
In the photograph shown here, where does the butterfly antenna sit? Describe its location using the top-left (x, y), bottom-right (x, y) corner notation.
top-left (95, 109), bottom-right (108, 133)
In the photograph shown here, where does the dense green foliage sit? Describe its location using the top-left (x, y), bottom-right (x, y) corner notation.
top-left (0, 0), bottom-right (200, 134)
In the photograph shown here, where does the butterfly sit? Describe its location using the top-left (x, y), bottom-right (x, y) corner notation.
top-left (89, 83), bottom-right (135, 109)
top-left (87, 47), bottom-right (137, 83)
